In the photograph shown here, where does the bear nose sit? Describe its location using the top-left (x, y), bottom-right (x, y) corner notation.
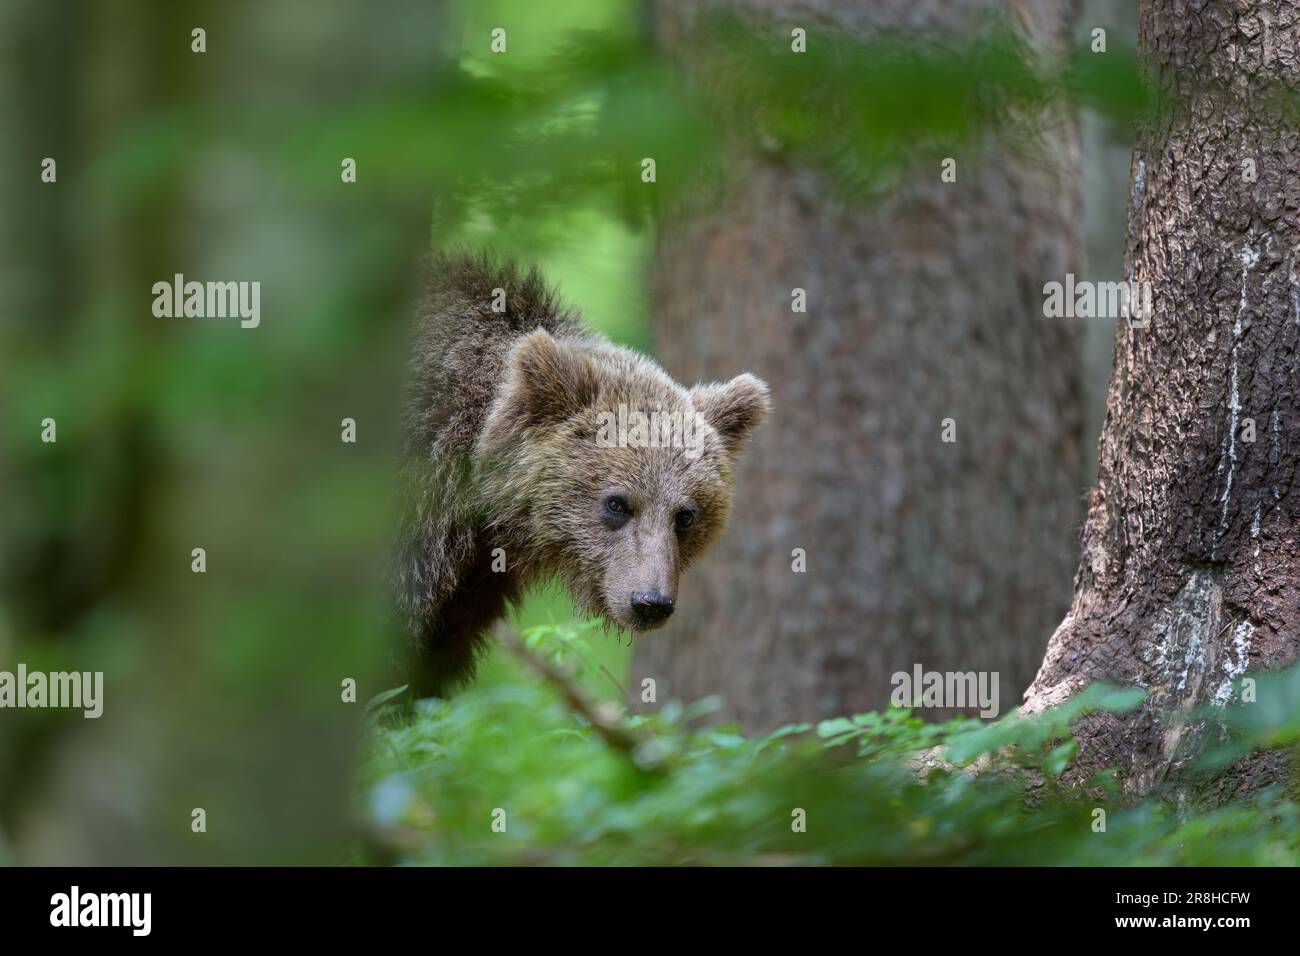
top-left (631, 590), bottom-right (675, 625)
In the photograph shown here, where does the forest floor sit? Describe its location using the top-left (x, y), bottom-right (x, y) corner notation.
top-left (352, 622), bottom-right (1300, 866)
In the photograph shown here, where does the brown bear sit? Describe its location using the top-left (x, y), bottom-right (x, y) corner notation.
top-left (395, 252), bottom-right (769, 695)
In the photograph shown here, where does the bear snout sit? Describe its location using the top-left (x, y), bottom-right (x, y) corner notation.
top-left (630, 590), bottom-right (675, 627)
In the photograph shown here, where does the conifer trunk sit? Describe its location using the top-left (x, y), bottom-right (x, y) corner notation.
top-left (636, 0), bottom-right (1085, 730)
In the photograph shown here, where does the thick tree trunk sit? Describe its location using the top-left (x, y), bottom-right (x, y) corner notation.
top-left (634, 0), bottom-right (1085, 730)
top-left (1024, 0), bottom-right (1300, 797)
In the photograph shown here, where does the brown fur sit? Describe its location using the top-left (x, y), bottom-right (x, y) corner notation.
top-left (395, 251), bottom-right (769, 695)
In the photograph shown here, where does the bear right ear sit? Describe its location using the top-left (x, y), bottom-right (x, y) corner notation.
top-left (479, 329), bottom-right (599, 451)
top-left (691, 373), bottom-right (771, 455)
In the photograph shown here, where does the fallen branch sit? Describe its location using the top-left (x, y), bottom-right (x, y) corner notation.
top-left (496, 627), bottom-right (665, 771)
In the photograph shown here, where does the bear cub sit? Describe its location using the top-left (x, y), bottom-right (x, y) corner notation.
top-left (396, 252), bottom-right (769, 694)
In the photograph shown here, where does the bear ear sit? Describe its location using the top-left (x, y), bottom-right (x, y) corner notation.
top-left (691, 373), bottom-right (771, 455)
top-left (480, 329), bottom-right (599, 450)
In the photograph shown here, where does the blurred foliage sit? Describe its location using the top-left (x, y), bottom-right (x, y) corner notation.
top-left (372, 9), bottom-right (1155, 229)
top-left (359, 622), bottom-right (1300, 866)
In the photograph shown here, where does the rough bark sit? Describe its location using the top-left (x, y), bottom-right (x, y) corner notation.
top-left (634, 0), bottom-right (1085, 730)
top-left (1024, 0), bottom-right (1300, 798)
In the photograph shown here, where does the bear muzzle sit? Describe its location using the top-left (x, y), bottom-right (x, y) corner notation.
top-left (630, 590), bottom-right (675, 628)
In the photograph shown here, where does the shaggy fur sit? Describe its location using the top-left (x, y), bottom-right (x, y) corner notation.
top-left (396, 252), bottom-right (770, 695)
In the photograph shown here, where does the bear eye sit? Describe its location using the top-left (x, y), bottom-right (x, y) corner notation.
top-left (674, 509), bottom-right (697, 532)
top-left (604, 495), bottom-right (632, 523)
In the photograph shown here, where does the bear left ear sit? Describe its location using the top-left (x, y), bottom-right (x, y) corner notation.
top-left (481, 329), bottom-right (599, 451)
top-left (691, 373), bottom-right (771, 455)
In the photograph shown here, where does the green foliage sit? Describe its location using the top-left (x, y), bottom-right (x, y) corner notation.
top-left (1197, 666), bottom-right (1300, 771)
top-left (401, 11), bottom-right (1152, 229)
top-left (227, 5), bottom-right (1160, 259)
top-left (359, 623), bottom-right (1300, 866)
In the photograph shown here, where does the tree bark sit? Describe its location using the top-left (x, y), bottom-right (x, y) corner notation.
top-left (635, 0), bottom-right (1085, 731)
top-left (1023, 0), bottom-right (1300, 798)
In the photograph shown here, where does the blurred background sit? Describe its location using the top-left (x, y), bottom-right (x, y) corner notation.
top-left (0, 0), bottom-right (1146, 864)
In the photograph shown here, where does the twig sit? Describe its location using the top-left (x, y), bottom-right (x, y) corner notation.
top-left (497, 628), bottom-right (662, 769)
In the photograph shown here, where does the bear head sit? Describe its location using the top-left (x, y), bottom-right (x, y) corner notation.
top-left (478, 327), bottom-right (770, 634)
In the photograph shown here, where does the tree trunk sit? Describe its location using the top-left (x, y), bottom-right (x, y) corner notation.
top-left (634, 0), bottom-right (1085, 731)
top-left (1023, 0), bottom-right (1300, 798)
